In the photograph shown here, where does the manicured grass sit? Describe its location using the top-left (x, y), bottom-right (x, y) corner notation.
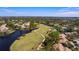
top-left (10, 24), bottom-right (50, 51)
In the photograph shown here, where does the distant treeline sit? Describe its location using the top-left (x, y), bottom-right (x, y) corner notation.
top-left (0, 16), bottom-right (79, 21)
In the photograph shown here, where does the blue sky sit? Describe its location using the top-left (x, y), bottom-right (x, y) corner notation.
top-left (0, 7), bottom-right (79, 17)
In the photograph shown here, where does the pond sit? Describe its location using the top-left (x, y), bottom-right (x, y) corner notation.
top-left (0, 30), bottom-right (31, 51)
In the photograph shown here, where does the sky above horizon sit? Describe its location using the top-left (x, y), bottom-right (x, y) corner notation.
top-left (0, 7), bottom-right (79, 17)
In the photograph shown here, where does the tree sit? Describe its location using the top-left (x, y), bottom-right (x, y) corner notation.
top-left (7, 21), bottom-right (15, 29)
top-left (29, 18), bottom-right (37, 30)
top-left (43, 37), bottom-right (54, 51)
top-left (48, 31), bottom-right (60, 43)
top-left (29, 20), bottom-right (34, 30)
top-left (42, 31), bottom-right (60, 51)
top-left (53, 25), bottom-right (61, 32)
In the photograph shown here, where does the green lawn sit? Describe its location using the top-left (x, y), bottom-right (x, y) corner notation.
top-left (10, 24), bottom-right (50, 51)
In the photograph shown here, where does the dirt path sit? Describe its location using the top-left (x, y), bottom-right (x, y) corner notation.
top-left (36, 33), bottom-right (45, 50)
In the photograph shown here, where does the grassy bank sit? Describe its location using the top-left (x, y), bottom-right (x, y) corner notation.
top-left (10, 24), bottom-right (50, 51)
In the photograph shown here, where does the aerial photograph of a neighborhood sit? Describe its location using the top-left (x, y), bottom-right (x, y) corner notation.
top-left (0, 7), bottom-right (79, 51)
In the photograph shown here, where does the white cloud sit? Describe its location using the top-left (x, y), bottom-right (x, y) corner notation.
top-left (53, 11), bottom-right (79, 17)
top-left (51, 7), bottom-right (79, 17)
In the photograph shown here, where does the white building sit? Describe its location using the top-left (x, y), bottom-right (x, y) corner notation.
top-left (22, 22), bottom-right (30, 29)
top-left (0, 24), bottom-right (9, 32)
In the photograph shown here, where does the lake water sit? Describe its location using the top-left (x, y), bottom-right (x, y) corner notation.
top-left (0, 30), bottom-right (31, 51)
